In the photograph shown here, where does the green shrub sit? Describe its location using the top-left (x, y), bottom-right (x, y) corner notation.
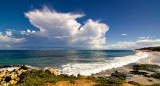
top-left (150, 73), bottom-right (160, 79)
top-left (132, 64), bottom-right (159, 71)
top-left (128, 81), bottom-right (142, 86)
top-left (88, 77), bottom-right (125, 85)
top-left (130, 70), bottom-right (148, 76)
top-left (70, 80), bottom-right (75, 84)
top-left (12, 69), bottom-right (126, 86)
top-left (147, 83), bottom-right (160, 86)
top-left (128, 81), bottom-right (160, 86)
top-left (94, 83), bottom-right (117, 86)
top-left (111, 72), bottom-right (127, 80)
top-left (133, 64), bottom-right (148, 70)
top-left (14, 69), bottom-right (80, 86)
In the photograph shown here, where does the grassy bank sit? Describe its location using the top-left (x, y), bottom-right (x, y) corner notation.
top-left (11, 69), bottom-right (126, 86)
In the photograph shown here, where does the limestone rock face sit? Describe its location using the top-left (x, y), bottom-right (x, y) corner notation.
top-left (10, 72), bottom-right (18, 79)
top-left (20, 65), bottom-right (30, 70)
top-left (9, 79), bottom-right (18, 85)
top-left (45, 68), bottom-right (59, 76)
top-left (0, 65), bottom-right (29, 86)
top-left (0, 81), bottom-right (9, 86)
top-left (0, 65), bottom-right (59, 86)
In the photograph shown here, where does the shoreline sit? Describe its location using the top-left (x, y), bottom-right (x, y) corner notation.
top-left (0, 50), bottom-right (152, 76)
top-left (92, 51), bottom-right (160, 85)
top-left (59, 50), bottom-right (149, 76)
top-left (1, 50), bottom-right (160, 85)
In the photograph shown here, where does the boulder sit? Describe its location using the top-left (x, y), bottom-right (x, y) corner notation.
top-left (10, 72), bottom-right (18, 79)
top-left (45, 68), bottom-right (59, 76)
top-left (13, 69), bottom-right (18, 72)
top-left (19, 65), bottom-right (29, 70)
top-left (1, 70), bottom-right (7, 75)
top-left (4, 76), bottom-right (11, 83)
top-left (0, 65), bottom-right (28, 86)
top-left (14, 77), bottom-right (20, 81)
top-left (17, 69), bottom-right (26, 76)
top-left (10, 80), bottom-right (18, 85)
top-left (0, 81), bottom-right (9, 86)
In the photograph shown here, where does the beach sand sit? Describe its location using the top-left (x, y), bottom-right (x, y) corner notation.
top-left (93, 51), bottom-right (160, 85)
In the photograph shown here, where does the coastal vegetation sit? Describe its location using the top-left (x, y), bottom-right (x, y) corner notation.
top-left (0, 65), bottom-right (126, 86)
top-left (111, 71), bottom-right (127, 80)
top-left (87, 76), bottom-right (125, 86)
top-left (128, 81), bottom-right (160, 86)
top-left (1, 64), bottom-right (160, 86)
top-left (15, 69), bottom-right (126, 86)
top-left (130, 64), bottom-right (160, 78)
top-left (14, 69), bottom-right (80, 86)
top-left (136, 47), bottom-right (160, 52)
top-left (132, 64), bottom-right (160, 71)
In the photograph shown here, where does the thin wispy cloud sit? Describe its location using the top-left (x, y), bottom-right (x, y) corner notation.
top-left (106, 39), bottom-right (160, 49)
top-left (121, 34), bottom-right (127, 36)
top-left (138, 37), bottom-right (149, 39)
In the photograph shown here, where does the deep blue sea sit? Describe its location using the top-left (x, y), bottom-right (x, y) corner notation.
top-left (0, 50), bottom-right (148, 75)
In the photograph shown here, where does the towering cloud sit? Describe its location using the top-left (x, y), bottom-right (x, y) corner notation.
top-left (0, 7), bottom-right (159, 50)
top-left (22, 7), bottom-right (109, 49)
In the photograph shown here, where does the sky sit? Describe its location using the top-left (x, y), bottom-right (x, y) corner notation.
top-left (0, 0), bottom-right (160, 50)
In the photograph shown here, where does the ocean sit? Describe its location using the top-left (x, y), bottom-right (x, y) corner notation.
top-left (0, 50), bottom-right (148, 76)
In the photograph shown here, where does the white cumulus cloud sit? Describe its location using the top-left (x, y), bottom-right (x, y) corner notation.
top-left (0, 33), bottom-right (24, 49)
top-left (22, 7), bottom-right (109, 49)
top-left (106, 39), bottom-right (160, 50)
top-left (0, 7), bottom-right (159, 50)
top-left (5, 31), bottom-right (12, 36)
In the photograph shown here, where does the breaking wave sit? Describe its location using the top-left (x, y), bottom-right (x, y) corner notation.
top-left (60, 51), bottom-right (149, 76)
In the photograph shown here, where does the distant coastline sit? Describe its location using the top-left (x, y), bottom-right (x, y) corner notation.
top-left (135, 47), bottom-right (160, 52)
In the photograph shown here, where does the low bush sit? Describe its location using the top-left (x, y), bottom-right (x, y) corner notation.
top-left (128, 81), bottom-right (160, 86)
top-left (147, 83), bottom-right (160, 86)
top-left (70, 80), bottom-right (75, 84)
top-left (111, 72), bottom-right (127, 80)
top-left (132, 64), bottom-right (159, 71)
top-left (14, 69), bottom-right (80, 86)
top-left (150, 73), bottom-right (160, 79)
top-left (12, 69), bottom-right (126, 86)
top-left (88, 77), bottom-right (125, 85)
top-left (128, 81), bottom-right (142, 86)
top-left (130, 70), bottom-right (148, 76)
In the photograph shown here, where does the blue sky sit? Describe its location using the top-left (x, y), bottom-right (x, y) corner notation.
top-left (0, 0), bottom-right (160, 50)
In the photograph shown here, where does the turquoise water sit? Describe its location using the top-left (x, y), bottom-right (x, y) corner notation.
top-left (0, 50), bottom-right (135, 68)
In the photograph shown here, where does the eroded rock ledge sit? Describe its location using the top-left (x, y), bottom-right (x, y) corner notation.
top-left (0, 65), bottom-right (59, 86)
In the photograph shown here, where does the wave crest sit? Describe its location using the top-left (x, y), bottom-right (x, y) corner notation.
top-left (60, 51), bottom-right (149, 76)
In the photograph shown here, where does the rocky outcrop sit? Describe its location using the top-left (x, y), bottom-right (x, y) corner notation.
top-left (45, 68), bottom-right (59, 76)
top-left (0, 65), bottom-right (28, 86)
top-left (0, 65), bottom-right (60, 86)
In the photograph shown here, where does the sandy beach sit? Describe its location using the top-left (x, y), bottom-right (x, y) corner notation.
top-left (93, 51), bottom-right (160, 85)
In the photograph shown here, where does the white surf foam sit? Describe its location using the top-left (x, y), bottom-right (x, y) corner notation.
top-left (60, 51), bottom-right (149, 76)
top-left (0, 67), bottom-right (20, 71)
